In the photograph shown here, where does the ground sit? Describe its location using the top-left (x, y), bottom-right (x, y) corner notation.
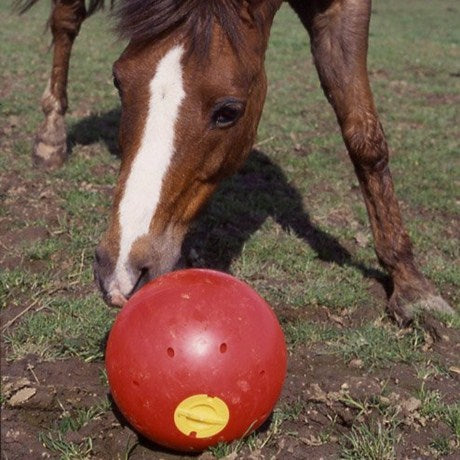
top-left (1, 1), bottom-right (459, 459)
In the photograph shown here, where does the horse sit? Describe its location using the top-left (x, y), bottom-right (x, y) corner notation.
top-left (17, 0), bottom-right (454, 325)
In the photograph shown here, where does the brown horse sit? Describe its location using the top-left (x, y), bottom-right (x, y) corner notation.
top-left (18, 0), bottom-right (453, 324)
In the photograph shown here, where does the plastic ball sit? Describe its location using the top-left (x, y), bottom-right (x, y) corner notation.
top-left (105, 269), bottom-right (287, 452)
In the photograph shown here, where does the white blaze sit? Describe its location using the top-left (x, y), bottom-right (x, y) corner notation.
top-left (112, 45), bottom-right (185, 295)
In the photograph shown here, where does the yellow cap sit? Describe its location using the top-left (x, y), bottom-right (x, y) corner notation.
top-left (174, 394), bottom-right (230, 438)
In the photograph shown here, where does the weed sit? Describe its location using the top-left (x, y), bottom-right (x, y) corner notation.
top-left (334, 324), bottom-right (425, 368)
top-left (39, 432), bottom-right (93, 460)
top-left (99, 368), bottom-right (109, 386)
top-left (0, 268), bottom-right (54, 308)
top-left (417, 383), bottom-right (460, 443)
top-left (121, 435), bottom-right (138, 460)
top-left (417, 384), bottom-right (444, 419)
top-left (284, 320), bottom-right (340, 347)
top-left (340, 422), bottom-right (397, 460)
top-left (444, 404), bottom-right (460, 440)
top-left (25, 238), bottom-right (64, 262)
top-left (4, 294), bottom-right (113, 361)
top-left (208, 413), bottom-right (283, 458)
top-left (58, 399), bottom-right (111, 434)
top-left (39, 399), bottom-right (111, 458)
top-left (275, 398), bottom-right (307, 422)
top-left (429, 436), bottom-right (451, 457)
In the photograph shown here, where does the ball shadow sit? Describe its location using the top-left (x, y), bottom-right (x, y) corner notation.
top-left (107, 393), bottom-right (201, 457)
top-left (107, 390), bottom-right (276, 457)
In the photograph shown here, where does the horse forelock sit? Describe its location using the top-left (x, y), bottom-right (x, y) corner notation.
top-left (115, 0), bottom-right (273, 55)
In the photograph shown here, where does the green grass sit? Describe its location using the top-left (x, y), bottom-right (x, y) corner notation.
top-left (340, 422), bottom-right (398, 460)
top-left (57, 399), bottom-right (111, 434)
top-left (445, 405), bottom-right (460, 440)
top-left (430, 436), bottom-right (452, 457)
top-left (284, 321), bottom-right (340, 347)
top-left (1, 0), bottom-right (459, 458)
top-left (415, 382), bottom-right (460, 455)
top-left (285, 320), bottom-right (428, 369)
top-left (334, 324), bottom-right (426, 368)
top-left (208, 412), bottom-right (283, 458)
top-left (418, 384), bottom-right (460, 441)
top-left (39, 432), bottom-right (93, 460)
top-left (4, 294), bottom-right (113, 361)
top-left (24, 238), bottom-right (64, 261)
top-left (338, 390), bottom-right (404, 459)
top-left (1, 267), bottom-right (56, 309)
top-left (38, 398), bottom-right (111, 459)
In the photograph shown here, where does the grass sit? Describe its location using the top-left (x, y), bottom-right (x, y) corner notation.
top-left (430, 436), bottom-right (452, 457)
top-left (284, 321), bottom-right (340, 348)
top-left (208, 412), bottom-right (284, 458)
top-left (275, 398), bottom-right (307, 423)
top-left (38, 398), bottom-right (111, 459)
top-left (418, 383), bottom-right (460, 442)
top-left (24, 237), bottom-right (65, 261)
top-left (4, 294), bottom-right (114, 361)
top-left (334, 324), bottom-right (425, 368)
top-left (57, 399), bottom-right (112, 434)
top-left (0, 267), bottom-right (57, 309)
top-left (445, 405), bottom-right (460, 440)
top-left (285, 320), bottom-right (427, 369)
top-left (1, 0), bottom-right (459, 458)
top-left (339, 394), bottom-right (402, 460)
top-left (39, 432), bottom-right (93, 460)
top-left (340, 422), bottom-right (398, 460)
top-left (413, 381), bottom-right (460, 455)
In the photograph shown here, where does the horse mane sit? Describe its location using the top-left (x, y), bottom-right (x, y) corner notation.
top-left (14, 0), bottom-right (276, 56)
top-left (115, 0), bottom-right (271, 55)
top-left (14, 0), bottom-right (112, 16)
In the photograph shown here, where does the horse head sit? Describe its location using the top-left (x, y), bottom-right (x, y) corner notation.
top-left (94, 0), bottom-right (280, 306)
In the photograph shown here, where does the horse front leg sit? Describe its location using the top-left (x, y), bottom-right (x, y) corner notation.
top-left (289, 0), bottom-right (454, 325)
top-left (33, 0), bottom-right (86, 168)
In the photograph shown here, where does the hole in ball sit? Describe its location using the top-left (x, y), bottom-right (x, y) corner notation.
top-left (220, 343), bottom-right (227, 353)
top-left (260, 370), bottom-right (266, 377)
top-left (189, 431), bottom-right (197, 438)
top-left (132, 380), bottom-right (140, 386)
top-left (167, 347), bottom-right (175, 357)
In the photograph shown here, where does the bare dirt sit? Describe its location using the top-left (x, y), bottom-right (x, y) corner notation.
top-left (2, 334), bottom-right (460, 459)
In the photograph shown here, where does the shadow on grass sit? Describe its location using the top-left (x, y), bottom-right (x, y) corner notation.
top-left (183, 149), bottom-right (389, 293)
top-left (70, 109), bottom-right (390, 295)
top-left (68, 108), bottom-right (121, 157)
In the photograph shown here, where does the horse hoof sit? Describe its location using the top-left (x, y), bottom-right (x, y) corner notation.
top-left (389, 292), bottom-right (455, 327)
top-left (32, 139), bottom-right (68, 169)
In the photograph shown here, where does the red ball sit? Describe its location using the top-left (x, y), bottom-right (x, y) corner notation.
top-left (105, 269), bottom-right (287, 452)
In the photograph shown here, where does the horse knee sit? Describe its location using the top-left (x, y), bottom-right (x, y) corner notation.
top-left (50, 0), bottom-right (86, 39)
top-left (343, 115), bottom-right (389, 171)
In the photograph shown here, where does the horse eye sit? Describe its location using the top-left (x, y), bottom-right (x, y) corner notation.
top-left (211, 100), bottom-right (245, 129)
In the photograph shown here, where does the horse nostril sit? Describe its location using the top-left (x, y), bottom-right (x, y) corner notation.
top-left (95, 246), bottom-right (112, 269)
top-left (131, 267), bottom-right (150, 294)
top-left (93, 245), bottom-right (115, 295)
